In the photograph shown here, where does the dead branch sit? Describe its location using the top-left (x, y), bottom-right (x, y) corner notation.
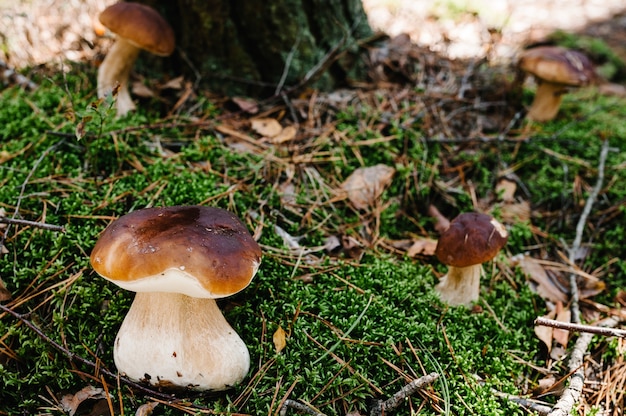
top-left (535, 316), bottom-right (626, 338)
top-left (566, 138), bottom-right (611, 324)
top-left (547, 139), bottom-right (612, 416)
top-left (369, 372), bottom-right (440, 416)
top-left (279, 399), bottom-right (325, 416)
top-left (0, 216), bottom-right (65, 232)
top-left (547, 318), bottom-right (618, 416)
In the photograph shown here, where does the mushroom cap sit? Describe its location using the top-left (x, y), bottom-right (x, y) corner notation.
top-left (518, 46), bottom-right (596, 87)
top-left (435, 212), bottom-right (508, 267)
top-left (90, 206), bottom-right (262, 298)
top-left (99, 2), bottom-right (175, 56)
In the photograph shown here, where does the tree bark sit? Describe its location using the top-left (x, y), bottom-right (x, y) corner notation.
top-left (138, 0), bottom-right (374, 96)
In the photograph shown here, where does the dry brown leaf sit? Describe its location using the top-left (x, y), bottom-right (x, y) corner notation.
top-left (135, 401), bottom-right (159, 416)
top-left (427, 204), bottom-right (450, 234)
top-left (270, 125), bottom-right (297, 144)
top-left (231, 96), bottom-right (259, 114)
top-left (131, 81), bottom-right (155, 98)
top-left (60, 385), bottom-right (110, 416)
top-left (160, 75), bottom-right (184, 90)
top-left (552, 302), bottom-right (571, 347)
top-left (406, 237), bottom-right (438, 257)
top-left (498, 200), bottom-right (531, 224)
top-left (0, 277), bottom-right (12, 301)
top-left (340, 164), bottom-right (395, 211)
top-left (511, 254), bottom-right (568, 304)
top-left (495, 178), bottom-right (517, 202)
top-left (273, 326), bottom-right (287, 353)
top-left (251, 118), bottom-right (283, 138)
top-left (534, 325), bottom-right (554, 353)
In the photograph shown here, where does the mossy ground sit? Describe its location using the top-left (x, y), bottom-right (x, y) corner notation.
top-left (0, 61), bottom-right (625, 416)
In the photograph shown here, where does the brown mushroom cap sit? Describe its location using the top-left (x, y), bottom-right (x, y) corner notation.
top-left (99, 2), bottom-right (175, 56)
top-left (518, 46), bottom-right (596, 87)
top-left (90, 206), bottom-right (262, 298)
top-left (435, 212), bottom-right (508, 267)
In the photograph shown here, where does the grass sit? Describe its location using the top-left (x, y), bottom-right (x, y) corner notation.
top-left (0, 59), bottom-right (625, 416)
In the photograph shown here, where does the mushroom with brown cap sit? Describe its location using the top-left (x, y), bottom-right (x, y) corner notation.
top-left (89, 206), bottom-right (261, 391)
top-left (518, 46), bottom-right (596, 122)
top-left (97, 2), bottom-right (175, 117)
top-left (434, 212), bottom-right (508, 307)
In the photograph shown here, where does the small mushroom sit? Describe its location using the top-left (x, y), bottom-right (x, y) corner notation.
top-left (90, 206), bottom-right (261, 391)
top-left (518, 46), bottom-right (596, 122)
top-left (434, 212), bottom-right (508, 307)
top-left (97, 2), bottom-right (175, 117)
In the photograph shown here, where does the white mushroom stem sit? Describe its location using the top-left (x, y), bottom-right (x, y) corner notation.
top-left (527, 81), bottom-right (568, 122)
top-left (97, 37), bottom-right (140, 117)
top-left (114, 292), bottom-right (250, 391)
top-left (435, 264), bottom-right (483, 307)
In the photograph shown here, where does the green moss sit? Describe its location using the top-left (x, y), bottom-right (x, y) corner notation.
top-left (1, 59), bottom-right (625, 415)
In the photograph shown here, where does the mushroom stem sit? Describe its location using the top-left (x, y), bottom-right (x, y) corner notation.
top-left (114, 292), bottom-right (250, 391)
top-left (436, 264), bottom-right (483, 307)
top-left (97, 37), bottom-right (140, 117)
top-left (526, 81), bottom-right (567, 122)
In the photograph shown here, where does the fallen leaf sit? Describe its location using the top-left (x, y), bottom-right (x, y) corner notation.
top-left (251, 118), bottom-right (283, 138)
top-left (231, 96), bottom-right (259, 114)
top-left (131, 81), bottom-right (155, 98)
top-left (427, 204), bottom-right (450, 234)
top-left (160, 75), bottom-right (184, 90)
top-left (0, 277), bottom-right (11, 301)
top-left (498, 200), bottom-right (531, 224)
top-left (406, 237), bottom-right (438, 257)
top-left (511, 254), bottom-right (568, 304)
top-left (136, 401), bottom-right (159, 416)
top-left (273, 326), bottom-right (287, 353)
top-left (340, 164), bottom-right (395, 211)
top-left (60, 385), bottom-right (111, 416)
top-left (495, 178), bottom-right (517, 202)
top-left (552, 302), bottom-right (571, 347)
top-left (270, 125), bottom-right (297, 144)
top-left (534, 308), bottom-right (555, 353)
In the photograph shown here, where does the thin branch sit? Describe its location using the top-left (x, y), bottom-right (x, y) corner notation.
top-left (0, 140), bottom-right (64, 248)
top-left (369, 372), bottom-right (440, 416)
top-left (279, 399), bottom-right (326, 416)
top-left (566, 138), bottom-right (610, 324)
top-left (0, 217), bottom-right (65, 232)
top-left (546, 318), bottom-right (618, 416)
top-left (535, 316), bottom-right (626, 338)
top-left (545, 139), bottom-right (612, 416)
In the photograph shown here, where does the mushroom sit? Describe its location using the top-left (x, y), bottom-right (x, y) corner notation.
top-left (434, 212), bottom-right (508, 307)
top-left (518, 46), bottom-right (596, 122)
top-left (97, 2), bottom-right (175, 117)
top-left (89, 206), bottom-right (261, 391)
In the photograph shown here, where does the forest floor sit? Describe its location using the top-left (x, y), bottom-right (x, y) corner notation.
top-left (1, 1), bottom-right (626, 416)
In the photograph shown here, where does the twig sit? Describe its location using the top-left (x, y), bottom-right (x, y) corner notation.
top-left (547, 318), bottom-right (618, 416)
top-left (0, 140), bottom-right (64, 249)
top-left (369, 372), bottom-right (440, 416)
top-left (547, 139), bottom-right (612, 416)
top-left (566, 138), bottom-right (610, 324)
top-left (492, 390), bottom-right (552, 415)
top-left (279, 399), bottom-right (326, 416)
top-left (0, 303), bottom-right (183, 402)
top-left (0, 217), bottom-right (65, 232)
top-left (535, 317), bottom-right (626, 338)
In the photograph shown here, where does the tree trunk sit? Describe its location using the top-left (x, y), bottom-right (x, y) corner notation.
top-left (138, 0), bottom-right (374, 96)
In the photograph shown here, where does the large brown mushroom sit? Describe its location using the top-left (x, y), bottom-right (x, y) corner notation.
top-left (434, 212), bottom-right (508, 307)
top-left (97, 2), bottom-right (175, 117)
top-left (518, 46), bottom-right (596, 122)
top-left (90, 206), bottom-right (261, 391)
